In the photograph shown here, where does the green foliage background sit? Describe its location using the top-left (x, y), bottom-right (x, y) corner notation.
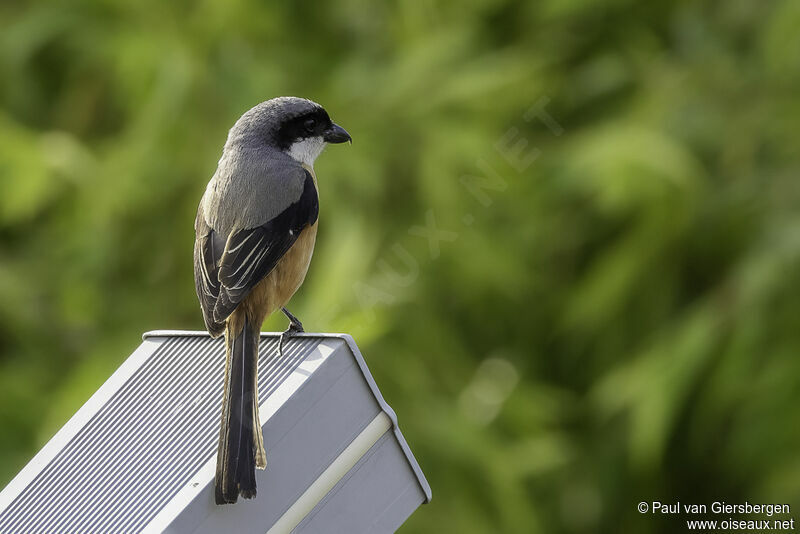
top-left (2, 1), bottom-right (800, 532)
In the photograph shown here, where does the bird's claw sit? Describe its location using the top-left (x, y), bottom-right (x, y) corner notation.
top-left (278, 310), bottom-right (305, 359)
top-left (281, 307), bottom-right (304, 333)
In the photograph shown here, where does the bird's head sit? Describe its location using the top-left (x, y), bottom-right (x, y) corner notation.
top-left (226, 97), bottom-right (351, 166)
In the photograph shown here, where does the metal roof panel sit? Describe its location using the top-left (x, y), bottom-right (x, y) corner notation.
top-left (0, 332), bottom-right (429, 534)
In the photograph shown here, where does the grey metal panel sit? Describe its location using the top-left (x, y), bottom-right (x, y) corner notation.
top-left (0, 335), bottom-right (321, 534)
top-left (295, 433), bottom-right (427, 534)
top-left (337, 335), bottom-right (433, 504)
top-left (177, 340), bottom-right (380, 534)
top-left (0, 332), bottom-right (430, 534)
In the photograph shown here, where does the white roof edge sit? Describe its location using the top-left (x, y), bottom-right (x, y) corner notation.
top-left (339, 333), bottom-right (433, 503)
top-left (266, 412), bottom-right (393, 534)
top-left (141, 330), bottom-right (432, 503)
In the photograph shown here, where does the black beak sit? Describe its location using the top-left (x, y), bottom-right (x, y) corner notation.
top-left (323, 123), bottom-right (352, 144)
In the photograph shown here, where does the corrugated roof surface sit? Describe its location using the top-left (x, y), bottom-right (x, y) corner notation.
top-left (0, 334), bottom-right (322, 534)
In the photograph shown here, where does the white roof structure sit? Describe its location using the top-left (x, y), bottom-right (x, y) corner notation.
top-left (0, 331), bottom-right (431, 533)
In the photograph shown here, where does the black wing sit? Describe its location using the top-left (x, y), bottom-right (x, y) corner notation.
top-left (194, 213), bottom-right (227, 336)
top-left (211, 170), bottom-right (319, 324)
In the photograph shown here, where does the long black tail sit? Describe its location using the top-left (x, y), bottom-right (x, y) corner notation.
top-left (215, 316), bottom-right (260, 504)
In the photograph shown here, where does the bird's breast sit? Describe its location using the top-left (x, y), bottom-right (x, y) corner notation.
top-left (252, 222), bottom-right (318, 315)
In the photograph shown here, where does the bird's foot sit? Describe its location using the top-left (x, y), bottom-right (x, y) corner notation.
top-left (278, 308), bottom-right (305, 358)
top-left (280, 307), bottom-right (305, 333)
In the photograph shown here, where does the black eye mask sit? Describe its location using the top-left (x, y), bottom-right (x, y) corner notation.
top-left (274, 109), bottom-right (331, 150)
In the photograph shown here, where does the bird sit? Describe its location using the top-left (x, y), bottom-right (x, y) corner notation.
top-left (193, 97), bottom-right (351, 505)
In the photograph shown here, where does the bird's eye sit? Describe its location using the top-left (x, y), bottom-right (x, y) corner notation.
top-left (303, 118), bottom-right (316, 133)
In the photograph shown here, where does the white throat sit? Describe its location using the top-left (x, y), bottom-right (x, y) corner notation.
top-left (287, 136), bottom-right (326, 167)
